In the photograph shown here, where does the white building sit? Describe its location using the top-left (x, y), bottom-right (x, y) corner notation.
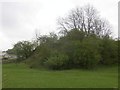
top-left (1, 51), bottom-right (17, 60)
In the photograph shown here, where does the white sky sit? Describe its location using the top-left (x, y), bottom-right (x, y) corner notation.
top-left (0, 0), bottom-right (119, 51)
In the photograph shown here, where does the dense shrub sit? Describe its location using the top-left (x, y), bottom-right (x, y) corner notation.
top-left (11, 29), bottom-right (118, 70)
top-left (26, 30), bottom-right (117, 70)
top-left (100, 37), bottom-right (118, 65)
top-left (66, 29), bottom-right (85, 41)
top-left (25, 45), bottom-right (51, 68)
top-left (72, 37), bottom-right (101, 69)
top-left (44, 51), bottom-right (69, 70)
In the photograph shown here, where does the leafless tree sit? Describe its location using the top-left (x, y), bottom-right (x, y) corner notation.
top-left (57, 4), bottom-right (111, 37)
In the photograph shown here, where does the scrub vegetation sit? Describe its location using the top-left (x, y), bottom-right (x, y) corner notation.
top-left (3, 5), bottom-right (118, 88)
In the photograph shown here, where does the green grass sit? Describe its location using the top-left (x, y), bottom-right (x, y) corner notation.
top-left (2, 63), bottom-right (118, 88)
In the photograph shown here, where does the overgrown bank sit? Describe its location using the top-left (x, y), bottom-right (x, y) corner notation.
top-left (6, 5), bottom-right (119, 70)
top-left (25, 29), bottom-right (118, 70)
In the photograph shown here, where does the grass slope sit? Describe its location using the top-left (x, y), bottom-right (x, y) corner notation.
top-left (2, 63), bottom-right (118, 88)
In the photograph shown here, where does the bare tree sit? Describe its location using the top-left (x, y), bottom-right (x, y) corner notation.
top-left (57, 4), bottom-right (111, 37)
top-left (57, 7), bottom-right (85, 32)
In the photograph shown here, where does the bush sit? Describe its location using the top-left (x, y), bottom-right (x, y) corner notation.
top-left (25, 45), bottom-right (51, 68)
top-left (72, 37), bottom-right (101, 69)
top-left (25, 29), bottom-right (118, 70)
top-left (44, 51), bottom-right (69, 70)
top-left (100, 37), bottom-right (118, 65)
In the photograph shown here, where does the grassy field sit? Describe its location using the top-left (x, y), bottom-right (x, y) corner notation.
top-left (2, 63), bottom-right (118, 88)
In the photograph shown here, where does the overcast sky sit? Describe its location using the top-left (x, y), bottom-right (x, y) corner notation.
top-left (0, 0), bottom-right (119, 51)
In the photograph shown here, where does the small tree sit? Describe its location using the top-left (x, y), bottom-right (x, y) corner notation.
top-left (13, 41), bottom-right (34, 62)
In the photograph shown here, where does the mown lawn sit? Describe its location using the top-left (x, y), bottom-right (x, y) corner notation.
top-left (2, 63), bottom-right (118, 88)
